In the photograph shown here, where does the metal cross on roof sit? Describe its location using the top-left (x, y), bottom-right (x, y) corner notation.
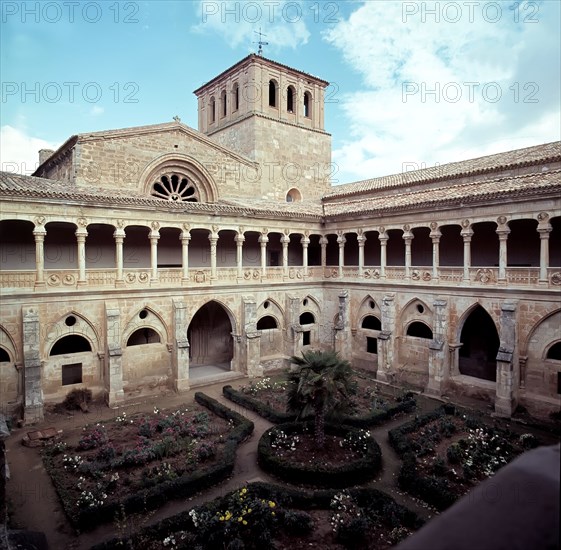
top-left (254, 28), bottom-right (268, 56)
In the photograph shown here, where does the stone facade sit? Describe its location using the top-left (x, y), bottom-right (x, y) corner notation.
top-left (1, 55), bottom-right (560, 423)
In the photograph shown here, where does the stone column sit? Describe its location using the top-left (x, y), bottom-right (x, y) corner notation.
top-left (172, 300), bottom-right (190, 392)
top-left (301, 234), bottom-right (310, 276)
top-left (33, 224), bottom-right (47, 288)
top-left (426, 299), bottom-right (449, 396)
top-left (319, 235), bottom-right (328, 268)
top-left (114, 226), bottom-right (125, 287)
top-left (243, 297), bottom-right (263, 378)
top-left (495, 301), bottom-right (518, 417)
top-left (22, 306), bottom-right (43, 423)
top-left (496, 217), bottom-right (510, 284)
top-left (235, 232), bottom-right (245, 281)
top-left (537, 212), bottom-right (552, 284)
top-left (105, 302), bottom-right (124, 406)
top-left (287, 295), bottom-right (302, 357)
top-left (180, 227), bottom-right (191, 284)
top-left (259, 231), bottom-right (268, 278)
top-left (281, 232), bottom-right (290, 278)
top-left (461, 221), bottom-right (473, 283)
top-left (209, 228), bottom-right (219, 280)
top-left (403, 225), bottom-right (413, 280)
top-left (357, 230), bottom-right (366, 278)
top-left (76, 225), bottom-right (88, 286)
top-left (333, 291), bottom-right (351, 357)
top-left (377, 294), bottom-right (395, 382)
top-left (149, 222), bottom-right (160, 284)
top-left (337, 231), bottom-right (346, 278)
top-left (430, 223), bottom-right (441, 281)
top-left (379, 229), bottom-right (388, 280)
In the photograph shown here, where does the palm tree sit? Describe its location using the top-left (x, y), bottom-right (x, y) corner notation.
top-left (287, 349), bottom-right (355, 448)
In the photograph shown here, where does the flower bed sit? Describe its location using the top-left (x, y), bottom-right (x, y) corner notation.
top-left (91, 482), bottom-right (424, 550)
top-left (389, 404), bottom-right (543, 511)
top-left (42, 392), bottom-right (253, 532)
top-left (224, 373), bottom-right (416, 427)
top-left (258, 422), bottom-right (382, 487)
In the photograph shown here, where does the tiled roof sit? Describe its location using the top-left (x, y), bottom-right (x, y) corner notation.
top-left (323, 169), bottom-right (561, 217)
top-left (323, 141), bottom-right (561, 200)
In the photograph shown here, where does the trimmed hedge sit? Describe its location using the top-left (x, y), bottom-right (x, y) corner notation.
top-left (258, 422), bottom-right (382, 488)
top-left (91, 481), bottom-right (424, 550)
top-left (43, 393), bottom-right (254, 532)
top-left (223, 384), bottom-right (416, 427)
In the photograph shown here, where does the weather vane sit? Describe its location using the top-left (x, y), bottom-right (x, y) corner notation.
top-left (254, 28), bottom-right (268, 56)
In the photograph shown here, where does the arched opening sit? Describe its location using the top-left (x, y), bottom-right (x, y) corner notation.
top-left (0, 347), bottom-right (10, 362)
top-left (210, 96), bottom-right (216, 123)
top-left (286, 188), bottom-right (302, 202)
top-left (50, 335), bottom-right (92, 356)
top-left (411, 227), bottom-right (432, 266)
top-left (287, 86), bottom-right (295, 113)
top-left (546, 342), bottom-right (561, 361)
top-left (268, 80), bottom-right (277, 107)
top-left (459, 306), bottom-right (499, 381)
top-left (220, 90), bottom-right (227, 117)
top-left (361, 315), bottom-right (381, 330)
top-left (188, 301), bottom-right (233, 368)
top-left (303, 91), bottom-right (311, 117)
top-left (507, 219), bottom-right (539, 266)
top-left (126, 328), bottom-right (161, 346)
top-left (232, 83), bottom-right (239, 111)
top-left (257, 316), bottom-right (278, 330)
top-left (407, 321), bottom-right (433, 339)
top-left (0, 219), bottom-right (35, 270)
top-left (300, 312), bottom-right (315, 325)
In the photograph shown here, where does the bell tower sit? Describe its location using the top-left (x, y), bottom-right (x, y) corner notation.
top-left (194, 54), bottom-right (332, 201)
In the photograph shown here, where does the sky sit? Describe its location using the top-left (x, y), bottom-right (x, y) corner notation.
top-left (1, 0), bottom-right (559, 185)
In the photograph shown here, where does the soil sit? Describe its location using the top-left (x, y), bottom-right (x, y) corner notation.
top-left (272, 432), bottom-right (357, 465)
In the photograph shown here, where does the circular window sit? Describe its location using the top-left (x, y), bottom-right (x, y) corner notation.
top-left (369, 300), bottom-right (375, 309)
top-left (65, 315), bottom-right (77, 327)
top-left (416, 304), bottom-right (425, 314)
top-left (303, 298), bottom-right (308, 306)
top-left (139, 309), bottom-right (148, 319)
top-left (264, 301), bottom-right (270, 309)
top-left (151, 174), bottom-right (199, 202)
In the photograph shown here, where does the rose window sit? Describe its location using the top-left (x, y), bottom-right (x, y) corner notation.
top-left (151, 174), bottom-right (199, 202)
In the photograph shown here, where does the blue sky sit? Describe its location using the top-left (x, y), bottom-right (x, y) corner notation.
top-left (1, 0), bottom-right (559, 185)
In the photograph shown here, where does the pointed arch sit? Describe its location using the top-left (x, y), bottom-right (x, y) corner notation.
top-left (0, 324), bottom-right (18, 363)
top-left (122, 305), bottom-right (169, 346)
top-left (44, 311), bottom-right (100, 356)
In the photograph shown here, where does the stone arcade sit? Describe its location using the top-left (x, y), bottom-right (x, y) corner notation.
top-left (1, 54), bottom-right (560, 423)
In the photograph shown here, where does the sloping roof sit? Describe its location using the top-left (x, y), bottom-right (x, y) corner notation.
top-left (323, 141), bottom-right (561, 200)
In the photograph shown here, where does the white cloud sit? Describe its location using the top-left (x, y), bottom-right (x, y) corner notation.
top-left (324, 0), bottom-right (561, 181)
top-left (193, 0), bottom-right (310, 51)
top-left (0, 126), bottom-right (59, 175)
top-left (90, 105), bottom-right (105, 117)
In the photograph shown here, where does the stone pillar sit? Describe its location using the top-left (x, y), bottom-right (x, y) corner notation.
top-left (179, 226), bottom-right (190, 284)
top-left (357, 230), bottom-right (366, 278)
top-left (430, 223), bottom-right (441, 281)
top-left (334, 291), bottom-right (351, 358)
top-left (286, 295), bottom-right (302, 357)
top-left (461, 221), bottom-right (473, 283)
top-left (320, 235), bottom-right (328, 268)
top-left (114, 226), bottom-right (125, 287)
top-left (337, 231), bottom-right (346, 278)
top-left (403, 225), bottom-right (413, 280)
top-left (172, 300), bottom-right (190, 392)
top-left (22, 306), bottom-right (43, 423)
top-left (33, 224), bottom-right (47, 288)
top-left (209, 228), bottom-right (219, 281)
top-left (495, 301), bottom-right (518, 417)
top-left (149, 222), bottom-right (160, 284)
top-left (301, 234), bottom-right (310, 276)
top-left (537, 212), bottom-right (552, 284)
top-left (76, 225), bottom-right (88, 286)
top-left (281, 232), bottom-right (290, 278)
top-left (235, 232), bottom-right (245, 281)
top-left (105, 302), bottom-right (124, 406)
top-left (496, 217), bottom-right (510, 284)
top-left (243, 297), bottom-right (262, 378)
top-left (379, 229), bottom-right (388, 280)
top-left (259, 231), bottom-right (268, 278)
top-left (377, 294), bottom-right (395, 382)
top-left (426, 299), bottom-right (449, 396)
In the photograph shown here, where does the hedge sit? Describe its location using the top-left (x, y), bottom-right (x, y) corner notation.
top-left (43, 393), bottom-right (254, 532)
top-left (258, 422), bottom-right (382, 488)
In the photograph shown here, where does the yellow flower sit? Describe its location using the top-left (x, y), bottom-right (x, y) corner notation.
top-left (219, 516), bottom-right (225, 521)
top-left (241, 488), bottom-right (247, 495)
top-left (268, 501), bottom-right (276, 508)
top-left (238, 517), bottom-right (243, 522)
top-left (247, 508), bottom-right (252, 513)
top-left (243, 520), bottom-right (248, 525)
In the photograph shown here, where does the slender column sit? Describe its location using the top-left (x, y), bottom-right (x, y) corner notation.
top-left (379, 229), bottom-right (388, 279)
top-left (33, 225), bottom-right (47, 288)
top-left (537, 220), bottom-right (552, 284)
top-left (281, 233), bottom-right (290, 277)
top-left (337, 231), bottom-right (346, 278)
top-left (180, 228), bottom-right (191, 283)
top-left (496, 220), bottom-right (510, 283)
top-left (149, 225), bottom-right (160, 283)
top-left (235, 232), bottom-right (245, 280)
top-left (259, 231), bottom-right (268, 277)
top-left (403, 227), bottom-right (413, 280)
top-left (76, 226), bottom-right (88, 286)
top-left (319, 235), bottom-right (328, 267)
top-left (357, 231), bottom-right (366, 278)
top-left (301, 234), bottom-right (310, 276)
top-left (114, 227), bottom-right (125, 286)
top-left (209, 229), bottom-right (219, 280)
top-left (461, 224), bottom-right (473, 283)
top-left (430, 226), bottom-right (441, 281)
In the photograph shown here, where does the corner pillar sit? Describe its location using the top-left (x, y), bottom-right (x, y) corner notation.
top-left (22, 306), bottom-right (43, 423)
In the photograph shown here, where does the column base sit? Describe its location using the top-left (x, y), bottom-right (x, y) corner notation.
top-left (77, 280), bottom-right (88, 287)
top-left (106, 389), bottom-right (125, 408)
top-left (24, 405), bottom-right (44, 425)
top-left (174, 378), bottom-right (190, 393)
top-left (181, 277), bottom-right (190, 286)
top-left (376, 371), bottom-right (393, 383)
top-left (425, 378), bottom-right (446, 397)
top-left (494, 395), bottom-right (517, 417)
top-left (34, 282), bottom-right (46, 290)
top-left (115, 280), bottom-right (125, 288)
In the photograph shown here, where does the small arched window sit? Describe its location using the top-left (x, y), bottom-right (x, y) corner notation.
top-left (269, 80), bottom-right (277, 107)
top-left (232, 83), bottom-right (239, 111)
top-left (546, 342), bottom-right (561, 361)
top-left (361, 315), bottom-right (381, 330)
top-left (287, 86), bottom-right (295, 113)
top-left (300, 312), bottom-right (315, 325)
top-left (406, 322), bottom-right (433, 339)
top-left (50, 335), bottom-right (92, 356)
top-left (286, 188), bottom-right (302, 203)
top-left (257, 316), bottom-right (278, 330)
top-left (127, 328), bottom-right (161, 346)
top-left (303, 91), bottom-right (311, 118)
top-left (221, 90), bottom-right (227, 117)
top-left (210, 96), bottom-right (216, 123)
